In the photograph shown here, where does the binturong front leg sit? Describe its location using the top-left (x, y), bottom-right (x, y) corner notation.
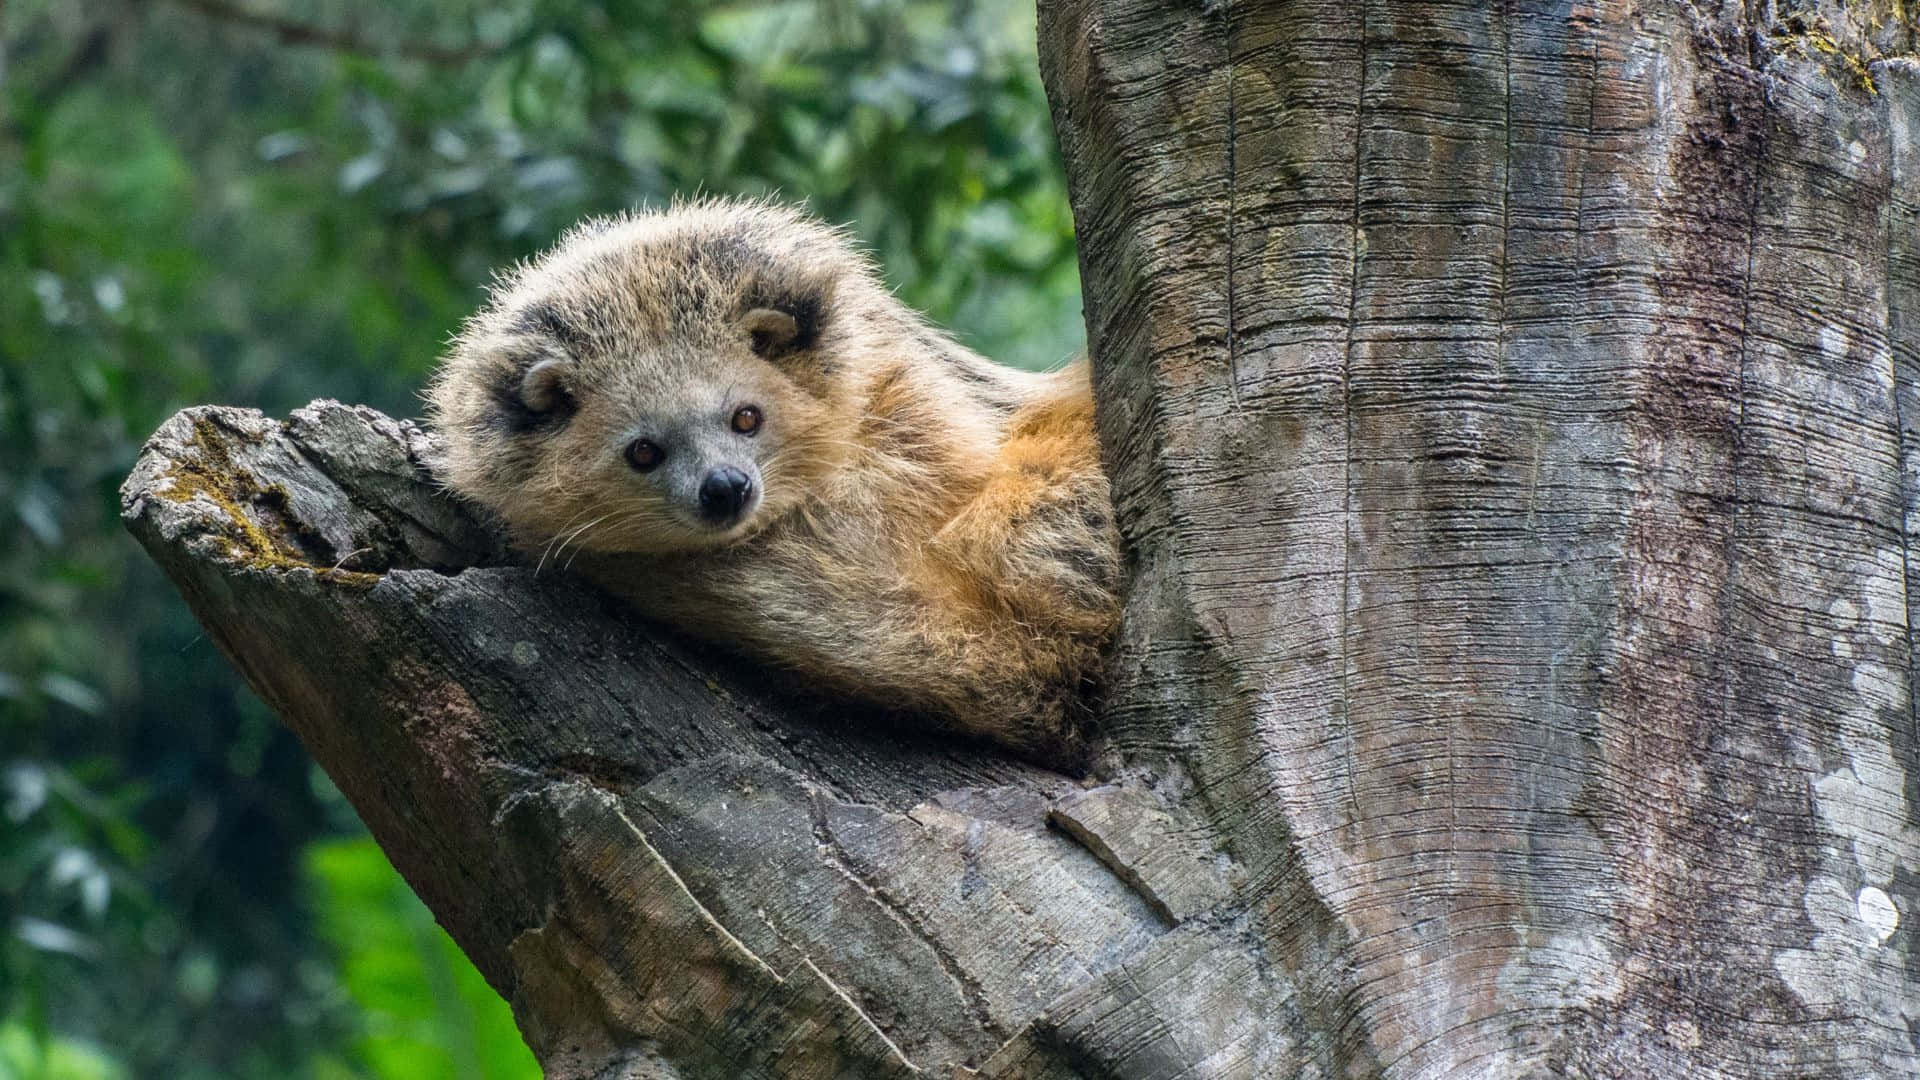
top-left (923, 389), bottom-right (1123, 765)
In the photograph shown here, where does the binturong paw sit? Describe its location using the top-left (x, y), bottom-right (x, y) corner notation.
top-left (935, 456), bottom-right (1122, 636)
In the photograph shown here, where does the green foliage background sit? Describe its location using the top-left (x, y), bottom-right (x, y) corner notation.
top-left (0, 2), bottom-right (1081, 1075)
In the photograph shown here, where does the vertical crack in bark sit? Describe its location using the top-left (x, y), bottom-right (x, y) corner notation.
top-left (1719, 70), bottom-right (1769, 761)
top-left (1457, 0), bottom-right (1518, 908)
top-left (603, 793), bottom-right (787, 985)
top-left (804, 797), bottom-right (1008, 1044)
top-left (1224, 0), bottom-right (1241, 410)
top-left (1880, 83), bottom-right (1920, 853)
top-left (805, 953), bottom-right (921, 1070)
top-left (747, 910), bottom-right (897, 1048)
top-left (778, 936), bottom-right (921, 1074)
top-left (1498, 0), bottom-right (1514, 364)
top-left (1340, 1), bottom-right (1370, 828)
top-left (1574, 13), bottom-right (1598, 264)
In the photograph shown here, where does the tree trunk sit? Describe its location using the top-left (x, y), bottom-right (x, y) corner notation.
top-left (1041, 0), bottom-right (1920, 1074)
top-left (123, 2), bottom-right (1919, 1076)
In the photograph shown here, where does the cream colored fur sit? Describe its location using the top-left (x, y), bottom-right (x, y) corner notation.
top-left (427, 199), bottom-right (1120, 764)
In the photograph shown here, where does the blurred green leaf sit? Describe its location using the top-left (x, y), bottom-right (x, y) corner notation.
top-left (0, 1019), bottom-right (125, 1080)
top-left (306, 838), bottom-right (538, 1080)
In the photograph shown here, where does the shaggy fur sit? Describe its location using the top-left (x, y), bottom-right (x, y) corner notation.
top-left (427, 199), bottom-right (1120, 764)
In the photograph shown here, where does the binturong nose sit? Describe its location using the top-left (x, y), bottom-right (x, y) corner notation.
top-left (697, 465), bottom-right (755, 524)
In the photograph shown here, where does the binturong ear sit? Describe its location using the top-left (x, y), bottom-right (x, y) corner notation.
top-left (519, 357), bottom-right (573, 415)
top-left (739, 268), bottom-right (833, 367)
top-left (741, 307), bottom-right (803, 358)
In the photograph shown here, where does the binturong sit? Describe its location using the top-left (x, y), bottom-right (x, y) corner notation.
top-left (427, 199), bottom-right (1121, 768)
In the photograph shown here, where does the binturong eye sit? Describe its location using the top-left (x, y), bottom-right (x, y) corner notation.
top-left (625, 438), bottom-right (665, 472)
top-left (730, 405), bottom-right (763, 436)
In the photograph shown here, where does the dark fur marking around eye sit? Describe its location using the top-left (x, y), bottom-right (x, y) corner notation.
top-left (487, 350), bottom-right (576, 436)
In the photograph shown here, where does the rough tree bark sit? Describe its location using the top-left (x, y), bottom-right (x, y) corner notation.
top-left (123, 2), bottom-right (1918, 1077)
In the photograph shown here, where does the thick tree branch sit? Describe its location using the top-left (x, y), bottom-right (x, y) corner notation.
top-left (119, 402), bottom-right (1226, 1078)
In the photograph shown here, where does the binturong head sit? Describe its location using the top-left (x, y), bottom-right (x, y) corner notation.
top-left (427, 199), bottom-right (876, 556)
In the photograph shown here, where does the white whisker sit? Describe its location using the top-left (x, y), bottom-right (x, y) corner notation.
top-left (533, 508), bottom-right (593, 574)
top-left (538, 511), bottom-right (612, 575)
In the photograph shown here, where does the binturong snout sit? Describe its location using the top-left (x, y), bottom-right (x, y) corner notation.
top-left (698, 465), bottom-right (755, 524)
